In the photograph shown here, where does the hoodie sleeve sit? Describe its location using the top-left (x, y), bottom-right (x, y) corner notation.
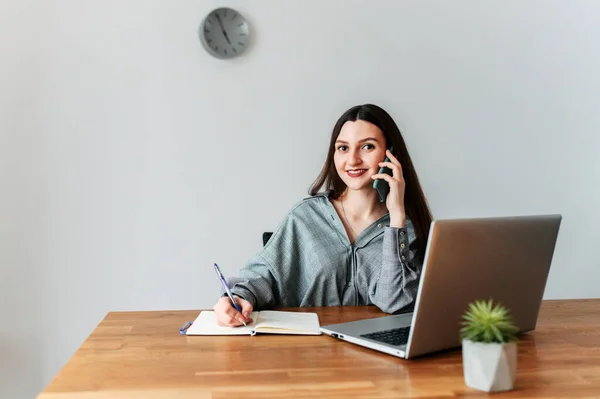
top-left (369, 221), bottom-right (423, 314)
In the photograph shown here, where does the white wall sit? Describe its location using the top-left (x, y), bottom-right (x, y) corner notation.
top-left (1, 0), bottom-right (599, 397)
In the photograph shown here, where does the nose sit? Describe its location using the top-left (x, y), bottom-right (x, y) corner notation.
top-left (348, 148), bottom-right (362, 166)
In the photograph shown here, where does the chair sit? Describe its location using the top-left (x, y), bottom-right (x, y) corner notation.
top-left (262, 232), bottom-right (273, 247)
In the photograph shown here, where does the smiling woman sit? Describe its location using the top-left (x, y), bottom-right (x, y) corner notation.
top-left (212, 104), bottom-right (433, 327)
top-left (310, 104), bottom-right (432, 248)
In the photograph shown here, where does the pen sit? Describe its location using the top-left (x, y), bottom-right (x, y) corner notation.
top-left (213, 263), bottom-right (247, 326)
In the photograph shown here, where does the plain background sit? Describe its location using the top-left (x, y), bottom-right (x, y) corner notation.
top-left (1, 1), bottom-right (599, 397)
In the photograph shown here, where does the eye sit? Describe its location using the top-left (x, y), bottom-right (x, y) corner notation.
top-left (362, 143), bottom-right (375, 150)
top-left (337, 145), bottom-right (348, 152)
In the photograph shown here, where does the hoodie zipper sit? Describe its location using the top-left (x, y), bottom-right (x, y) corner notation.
top-left (352, 245), bottom-right (359, 305)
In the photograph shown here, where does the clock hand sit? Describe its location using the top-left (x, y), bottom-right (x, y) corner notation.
top-left (215, 14), bottom-right (232, 46)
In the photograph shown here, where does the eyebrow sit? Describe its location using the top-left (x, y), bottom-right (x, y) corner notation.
top-left (335, 137), bottom-right (381, 144)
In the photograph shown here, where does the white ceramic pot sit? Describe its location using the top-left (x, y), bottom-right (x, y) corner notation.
top-left (462, 339), bottom-right (517, 392)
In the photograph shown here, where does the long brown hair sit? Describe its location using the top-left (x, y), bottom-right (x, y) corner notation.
top-left (308, 103), bottom-right (433, 257)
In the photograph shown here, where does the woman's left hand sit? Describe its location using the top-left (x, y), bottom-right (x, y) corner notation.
top-left (371, 149), bottom-right (406, 228)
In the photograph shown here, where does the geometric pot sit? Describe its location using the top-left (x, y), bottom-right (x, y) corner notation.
top-left (462, 339), bottom-right (517, 392)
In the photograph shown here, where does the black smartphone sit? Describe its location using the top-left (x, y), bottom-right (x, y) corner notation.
top-left (373, 146), bottom-right (394, 202)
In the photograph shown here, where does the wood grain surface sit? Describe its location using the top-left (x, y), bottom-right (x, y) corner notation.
top-left (37, 299), bottom-right (600, 398)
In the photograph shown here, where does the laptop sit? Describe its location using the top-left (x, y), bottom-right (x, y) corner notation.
top-left (320, 214), bottom-right (562, 359)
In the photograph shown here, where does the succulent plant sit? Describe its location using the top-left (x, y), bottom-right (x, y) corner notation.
top-left (460, 299), bottom-right (519, 344)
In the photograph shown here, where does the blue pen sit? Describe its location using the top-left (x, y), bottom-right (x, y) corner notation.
top-left (213, 263), bottom-right (247, 326)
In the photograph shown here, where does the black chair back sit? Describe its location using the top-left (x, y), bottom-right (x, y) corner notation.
top-left (262, 232), bottom-right (273, 247)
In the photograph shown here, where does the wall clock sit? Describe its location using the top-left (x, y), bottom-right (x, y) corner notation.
top-left (199, 7), bottom-right (250, 59)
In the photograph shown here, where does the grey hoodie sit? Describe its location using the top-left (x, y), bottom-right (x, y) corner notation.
top-left (227, 192), bottom-right (422, 314)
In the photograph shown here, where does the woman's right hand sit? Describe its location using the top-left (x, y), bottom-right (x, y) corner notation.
top-left (213, 295), bottom-right (253, 327)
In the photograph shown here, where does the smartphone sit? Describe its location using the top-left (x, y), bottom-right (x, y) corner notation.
top-left (373, 146), bottom-right (394, 202)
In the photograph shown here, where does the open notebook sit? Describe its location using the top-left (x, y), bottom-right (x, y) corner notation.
top-left (185, 310), bottom-right (321, 336)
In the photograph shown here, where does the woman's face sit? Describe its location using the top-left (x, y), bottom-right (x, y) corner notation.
top-left (333, 120), bottom-right (387, 193)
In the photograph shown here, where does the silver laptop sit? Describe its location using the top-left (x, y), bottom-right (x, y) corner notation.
top-left (320, 214), bottom-right (562, 359)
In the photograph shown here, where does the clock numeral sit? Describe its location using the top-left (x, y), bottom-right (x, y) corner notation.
top-left (204, 28), bottom-right (209, 33)
top-left (238, 42), bottom-right (244, 47)
top-left (223, 9), bottom-right (227, 17)
top-left (232, 12), bottom-right (238, 20)
top-left (224, 49), bottom-right (228, 55)
top-left (238, 23), bottom-right (243, 27)
top-left (214, 46), bottom-right (219, 51)
top-left (240, 33), bottom-right (246, 36)
top-left (207, 39), bottom-right (213, 43)
top-left (232, 47), bottom-right (237, 54)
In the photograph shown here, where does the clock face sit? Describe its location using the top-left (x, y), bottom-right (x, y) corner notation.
top-left (199, 8), bottom-right (250, 59)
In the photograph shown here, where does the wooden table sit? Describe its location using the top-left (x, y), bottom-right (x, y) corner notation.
top-left (37, 299), bottom-right (600, 398)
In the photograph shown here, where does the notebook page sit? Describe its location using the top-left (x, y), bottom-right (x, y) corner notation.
top-left (186, 310), bottom-right (259, 335)
top-left (254, 311), bottom-right (321, 335)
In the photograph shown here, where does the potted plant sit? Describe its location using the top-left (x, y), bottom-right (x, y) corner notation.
top-left (460, 299), bottom-right (519, 392)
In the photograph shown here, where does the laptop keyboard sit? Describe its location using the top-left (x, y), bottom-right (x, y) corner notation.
top-left (360, 326), bottom-right (410, 346)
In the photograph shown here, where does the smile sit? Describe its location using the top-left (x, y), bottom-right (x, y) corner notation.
top-left (346, 169), bottom-right (368, 178)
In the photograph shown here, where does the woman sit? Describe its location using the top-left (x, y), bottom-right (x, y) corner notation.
top-left (213, 104), bottom-right (433, 326)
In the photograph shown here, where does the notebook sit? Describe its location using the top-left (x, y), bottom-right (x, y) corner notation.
top-left (185, 310), bottom-right (321, 336)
